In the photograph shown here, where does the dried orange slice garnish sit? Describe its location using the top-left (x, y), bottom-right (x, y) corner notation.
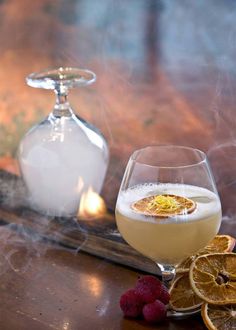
top-left (201, 303), bottom-right (236, 330)
top-left (176, 235), bottom-right (236, 274)
top-left (132, 194), bottom-right (196, 218)
top-left (189, 253), bottom-right (236, 305)
top-left (169, 274), bottom-right (203, 312)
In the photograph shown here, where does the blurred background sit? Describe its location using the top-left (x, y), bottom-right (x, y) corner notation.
top-left (0, 0), bottom-right (236, 228)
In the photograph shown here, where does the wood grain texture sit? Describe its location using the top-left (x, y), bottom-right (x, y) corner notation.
top-left (0, 226), bottom-right (206, 330)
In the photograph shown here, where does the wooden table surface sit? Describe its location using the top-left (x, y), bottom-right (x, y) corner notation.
top-left (0, 227), bottom-right (206, 330)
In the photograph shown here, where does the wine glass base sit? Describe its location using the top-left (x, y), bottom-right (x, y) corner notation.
top-left (26, 67), bottom-right (96, 90)
top-left (167, 306), bottom-right (201, 319)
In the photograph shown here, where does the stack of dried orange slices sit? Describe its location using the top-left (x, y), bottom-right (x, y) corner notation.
top-left (169, 235), bottom-right (236, 329)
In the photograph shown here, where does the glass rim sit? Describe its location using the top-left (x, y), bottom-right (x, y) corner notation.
top-left (130, 145), bottom-right (207, 169)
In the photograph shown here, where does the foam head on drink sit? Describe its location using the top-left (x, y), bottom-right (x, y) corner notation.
top-left (115, 183), bottom-right (221, 265)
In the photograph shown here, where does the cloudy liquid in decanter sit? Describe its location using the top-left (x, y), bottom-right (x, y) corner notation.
top-left (18, 116), bottom-right (108, 217)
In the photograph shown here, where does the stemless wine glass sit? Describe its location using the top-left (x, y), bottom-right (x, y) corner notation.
top-left (18, 67), bottom-right (109, 217)
top-left (115, 145), bottom-right (222, 317)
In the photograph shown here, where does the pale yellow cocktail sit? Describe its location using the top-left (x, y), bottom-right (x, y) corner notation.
top-left (116, 183), bottom-right (221, 265)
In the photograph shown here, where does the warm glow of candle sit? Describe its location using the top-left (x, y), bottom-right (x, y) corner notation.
top-left (78, 187), bottom-right (107, 219)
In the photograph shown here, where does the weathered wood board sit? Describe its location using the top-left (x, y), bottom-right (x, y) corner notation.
top-left (0, 170), bottom-right (159, 274)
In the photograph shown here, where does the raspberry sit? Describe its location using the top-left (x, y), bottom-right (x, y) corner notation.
top-left (158, 285), bottom-right (170, 305)
top-left (142, 300), bottom-right (167, 323)
top-left (119, 289), bottom-right (144, 318)
top-left (135, 275), bottom-right (162, 303)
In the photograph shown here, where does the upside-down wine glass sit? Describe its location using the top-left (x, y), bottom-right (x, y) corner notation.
top-left (115, 145), bottom-right (222, 317)
top-left (18, 67), bottom-right (109, 217)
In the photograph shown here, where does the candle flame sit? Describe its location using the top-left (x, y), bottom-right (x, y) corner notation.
top-left (78, 187), bottom-right (106, 219)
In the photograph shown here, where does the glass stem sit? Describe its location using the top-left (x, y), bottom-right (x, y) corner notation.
top-left (53, 85), bottom-right (73, 117)
top-left (157, 263), bottom-right (176, 288)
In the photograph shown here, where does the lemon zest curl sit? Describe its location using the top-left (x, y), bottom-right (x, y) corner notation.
top-left (147, 195), bottom-right (181, 214)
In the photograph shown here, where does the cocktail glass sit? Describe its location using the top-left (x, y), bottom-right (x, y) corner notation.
top-left (115, 145), bottom-right (222, 317)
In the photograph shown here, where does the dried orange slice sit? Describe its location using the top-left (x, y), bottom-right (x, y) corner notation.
top-left (203, 235), bottom-right (236, 254)
top-left (132, 194), bottom-right (196, 218)
top-left (176, 256), bottom-right (195, 274)
top-left (169, 274), bottom-right (203, 311)
top-left (176, 235), bottom-right (236, 274)
top-left (201, 303), bottom-right (236, 330)
top-left (189, 253), bottom-right (236, 305)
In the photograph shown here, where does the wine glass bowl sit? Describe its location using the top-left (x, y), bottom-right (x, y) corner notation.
top-left (115, 145), bottom-right (222, 316)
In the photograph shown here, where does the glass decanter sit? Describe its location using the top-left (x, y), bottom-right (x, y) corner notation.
top-left (18, 67), bottom-right (109, 217)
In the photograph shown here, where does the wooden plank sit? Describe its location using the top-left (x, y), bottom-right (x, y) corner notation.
top-left (0, 170), bottom-right (159, 274)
